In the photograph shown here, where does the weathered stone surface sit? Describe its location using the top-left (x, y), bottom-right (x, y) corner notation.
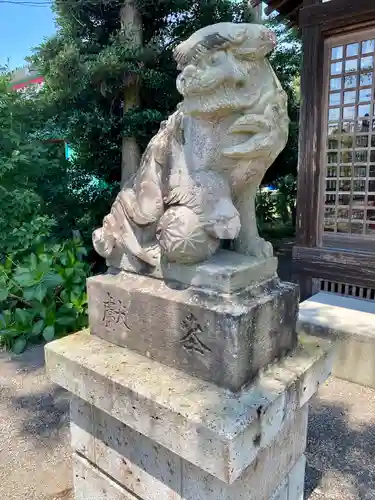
top-left (71, 394), bottom-right (308, 499)
top-left (287, 454), bottom-right (305, 500)
top-left (176, 408), bottom-right (308, 500)
top-left (73, 456), bottom-right (305, 500)
top-left (73, 453), bottom-right (304, 500)
top-left (71, 397), bottom-right (181, 499)
top-left (298, 292), bottom-right (375, 388)
top-left (270, 455), bottom-right (306, 500)
top-left (93, 23), bottom-right (289, 269)
top-left (45, 331), bottom-right (333, 484)
top-left (74, 453), bottom-right (136, 500)
top-left (107, 249), bottom-right (278, 294)
top-left (87, 272), bottom-right (298, 391)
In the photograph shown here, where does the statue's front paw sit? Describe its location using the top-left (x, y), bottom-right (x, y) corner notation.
top-left (93, 228), bottom-right (115, 258)
top-left (142, 243), bottom-right (162, 267)
top-left (251, 237), bottom-right (274, 259)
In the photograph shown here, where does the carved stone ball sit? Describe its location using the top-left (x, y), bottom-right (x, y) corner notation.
top-left (156, 206), bottom-right (220, 264)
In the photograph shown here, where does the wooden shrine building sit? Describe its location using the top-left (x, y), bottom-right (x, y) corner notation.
top-left (252, 0), bottom-right (375, 299)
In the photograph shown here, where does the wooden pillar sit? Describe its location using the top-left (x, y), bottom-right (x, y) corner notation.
top-left (294, 0), bottom-right (324, 297)
top-left (120, 1), bottom-right (142, 186)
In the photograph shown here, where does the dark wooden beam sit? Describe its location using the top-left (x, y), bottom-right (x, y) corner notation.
top-left (300, 0), bottom-right (375, 28)
top-left (303, 0), bottom-right (320, 5)
top-left (293, 246), bottom-right (375, 289)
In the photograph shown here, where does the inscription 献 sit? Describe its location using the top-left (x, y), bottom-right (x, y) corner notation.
top-left (102, 292), bottom-right (130, 332)
top-left (180, 313), bottom-right (211, 355)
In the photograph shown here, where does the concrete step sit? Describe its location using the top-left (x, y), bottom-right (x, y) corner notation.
top-left (298, 292), bottom-right (375, 388)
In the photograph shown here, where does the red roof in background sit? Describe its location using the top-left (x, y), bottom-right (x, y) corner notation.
top-left (11, 75), bottom-right (45, 90)
top-left (10, 66), bottom-right (44, 91)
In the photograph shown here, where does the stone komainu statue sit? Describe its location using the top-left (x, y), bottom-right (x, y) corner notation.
top-left (93, 23), bottom-right (289, 267)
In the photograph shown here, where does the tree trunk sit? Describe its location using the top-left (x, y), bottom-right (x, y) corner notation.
top-left (120, 1), bottom-right (142, 186)
top-left (250, 2), bottom-right (262, 23)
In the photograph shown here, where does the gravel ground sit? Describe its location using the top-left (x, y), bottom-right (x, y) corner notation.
top-left (0, 345), bottom-right (73, 500)
top-left (0, 344), bottom-right (374, 499)
top-left (307, 378), bottom-right (375, 500)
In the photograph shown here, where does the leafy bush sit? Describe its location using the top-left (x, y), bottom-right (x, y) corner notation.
top-left (274, 174), bottom-right (297, 225)
top-left (0, 187), bottom-right (56, 257)
top-left (0, 235), bottom-right (90, 353)
top-left (256, 175), bottom-right (297, 229)
top-left (256, 190), bottom-right (278, 225)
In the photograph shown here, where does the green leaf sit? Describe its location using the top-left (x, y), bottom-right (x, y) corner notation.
top-left (56, 315), bottom-right (76, 326)
top-left (65, 268), bottom-right (74, 278)
top-left (23, 287), bottom-right (36, 301)
top-left (43, 272), bottom-right (64, 289)
top-left (15, 308), bottom-right (31, 326)
top-left (34, 283), bottom-right (48, 302)
top-left (0, 287), bottom-right (9, 302)
top-left (0, 328), bottom-right (21, 339)
top-left (76, 246), bottom-right (87, 257)
top-left (34, 304), bottom-right (48, 319)
top-left (31, 319), bottom-right (44, 337)
top-left (14, 269), bottom-right (36, 287)
top-left (12, 337), bottom-right (27, 354)
top-left (58, 303), bottom-right (74, 314)
top-left (29, 253), bottom-right (38, 270)
top-left (42, 325), bottom-right (55, 342)
top-left (4, 257), bottom-right (13, 271)
top-left (0, 314), bottom-right (6, 328)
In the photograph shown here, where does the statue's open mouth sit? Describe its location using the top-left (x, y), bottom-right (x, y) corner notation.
top-left (182, 78), bottom-right (243, 98)
top-left (178, 77), bottom-right (219, 96)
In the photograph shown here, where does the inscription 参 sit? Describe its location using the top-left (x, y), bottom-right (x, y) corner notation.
top-left (180, 313), bottom-right (211, 355)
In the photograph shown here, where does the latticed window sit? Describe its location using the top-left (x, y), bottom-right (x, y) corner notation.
top-left (323, 31), bottom-right (375, 236)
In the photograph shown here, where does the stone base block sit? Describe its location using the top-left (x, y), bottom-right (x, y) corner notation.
top-left (270, 455), bottom-right (305, 500)
top-left (73, 452), bottom-right (306, 500)
top-left (107, 249), bottom-right (278, 294)
top-left (71, 395), bottom-right (308, 499)
top-left (87, 272), bottom-right (299, 391)
top-left (46, 331), bottom-right (333, 490)
top-left (298, 292), bottom-right (375, 388)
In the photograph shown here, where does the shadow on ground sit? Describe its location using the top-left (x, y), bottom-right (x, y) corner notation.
top-left (2, 342), bottom-right (45, 373)
top-left (0, 344), bottom-right (70, 442)
top-left (10, 385), bottom-right (70, 440)
top-left (305, 385), bottom-right (375, 500)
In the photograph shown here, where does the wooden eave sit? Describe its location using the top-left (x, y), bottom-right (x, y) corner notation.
top-left (250, 0), bottom-right (302, 26)
top-left (251, 0), bottom-right (375, 29)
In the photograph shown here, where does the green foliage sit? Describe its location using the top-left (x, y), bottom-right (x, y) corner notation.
top-left (274, 174), bottom-right (297, 225)
top-left (256, 174), bottom-right (297, 228)
top-left (0, 235), bottom-right (90, 353)
top-left (29, 0), bottom-right (254, 239)
top-left (264, 19), bottom-right (301, 183)
top-left (0, 187), bottom-right (55, 256)
top-left (256, 190), bottom-right (277, 225)
top-left (0, 73), bottom-right (87, 252)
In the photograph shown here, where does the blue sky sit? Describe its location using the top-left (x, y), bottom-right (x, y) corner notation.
top-left (0, 1), bottom-right (56, 69)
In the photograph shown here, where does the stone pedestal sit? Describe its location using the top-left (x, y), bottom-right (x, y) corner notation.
top-left (87, 270), bottom-right (298, 392)
top-left (45, 249), bottom-right (333, 500)
top-left (46, 331), bottom-right (333, 500)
